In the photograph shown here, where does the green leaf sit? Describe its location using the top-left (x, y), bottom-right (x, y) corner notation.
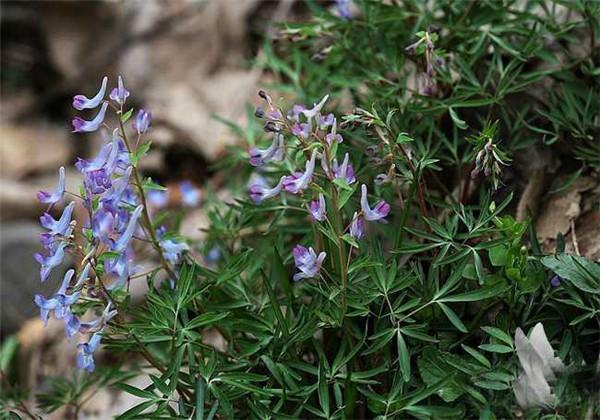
top-left (186, 312), bottom-right (230, 330)
top-left (541, 254), bottom-right (600, 293)
top-left (488, 245), bottom-right (507, 267)
top-left (461, 345), bottom-right (491, 368)
top-left (143, 178), bottom-right (167, 191)
top-left (473, 251), bottom-right (486, 285)
top-left (415, 351), bottom-right (463, 404)
top-left (195, 377), bottom-right (205, 420)
top-left (440, 282), bottom-right (508, 302)
top-left (121, 108), bottom-right (134, 123)
top-left (318, 364), bottom-right (330, 418)
top-left (448, 107), bottom-right (467, 129)
top-left (481, 326), bottom-right (513, 347)
top-left (478, 344), bottom-right (513, 354)
top-left (437, 302), bottom-right (467, 333)
top-left (397, 330), bottom-right (411, 382)
top-left (131, 141), bottom-right (152, 167)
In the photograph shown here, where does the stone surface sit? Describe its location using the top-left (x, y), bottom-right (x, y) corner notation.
top-left (1, 223), bottom-right (71, 336)
top-left (0, 123), bottom-right (71, 179)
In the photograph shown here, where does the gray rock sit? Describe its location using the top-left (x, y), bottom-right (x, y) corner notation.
top-left (0, 222), bottom-right (71, 335)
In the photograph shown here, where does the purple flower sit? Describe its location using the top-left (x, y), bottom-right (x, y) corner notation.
top-left (92, 207), bottom-right (116, 243)
top-left (147, 189), bottom-right (169, 208)
top-left (84, 169), bottom-right (112, 194)
top-left (180, 181), bottom-right (200, 207)
top-left (72, 102), bottom-right (108, 133)
top-left (160, 239), bottom-right (189, 264)
top-left (40, 201), bottom-right (75, 236)
top-left (100, 167), bottom-right (133, 211)
top-left (319, 113), bottom-right (335, 128)
top-left (287, 104), bottom-right (306, 122)
top-left (76, 135), bottom-right (112, 173)
top-left (35, 242), bottom-right (67, 283)
top-left (360, 184), bottom-right (390, 222)
top-left (104, 254), bottom-right (130, 289)
top-left (37, 166), bottom-right (66, 205)
top-left (111, 205), bottom-right (143, 252)
top-left (291, 122), bottom-right (310, 139)
top-left (133, 109), bottom-right (152, 134)
top-left (325, 117), bottom-right (343, 145)
top-left (249, 133), bottom-right (285, 166)
top-left (34, 269), bottom-right (78, 325)
top-left (301, 95), bottom-right (329, 121)
top-left (292, 245), bottom-right (326, 281)
top-left (73, 76), bottom-right (108, 110)
top-left (282, 150), bottom-right (317, 194)
top-left (336, 0), bottom-right (352, 19)
top-left (78, 303), bottom-right (117, 335)
top-left (76, 332), bottom-right (102, 372)
top-left (249, 176), bottom-right (285, 204)
top-left (349, 212), bottom-right (365, 239)
top-left (308, 193), bottom-right (327, 221)
top-left (109, 75), bottom-right (129, 105)
top-left (332, 153), bottom-right (356, 184)
top-left (550, 275), bottom-right (561, 288)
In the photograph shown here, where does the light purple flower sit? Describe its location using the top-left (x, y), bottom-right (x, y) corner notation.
top-left (550, 275), bottom-right (561, 288)
top-left (37, 166), bottom-right (66, 205)
top-left (180, 181), bottom-right (200, 207)
top-left (133, 109), bottom-right (152, 134)
top-left (320, 113), bottom-right (335, 128)
top-left (332, 153), bottom-right (356, 184)
top-left (78, 303), bottom-right (117, 335)
top-left (325, 118), bottom-right (343, 145)
top-left (76, 332), bottom-right (102, 372)
top-left (349, 212), bottom-right (365, 239)
top-left (249, 176), bottom-right (285, 203)
top-left (301, 95), bottom-right (329, 121)
top-left (160, 238), bottom-right (189, 264)
top-left (104, 254), bottom-right (130, 289)
top-left (111, 205), bottom-right (143, 252)
top-left (91, 207), bottom-right (116, 243)
top-left (34, 269), bottom-right (78, 325)
top-left (282, 150), bottom-right (317, 194)
top-left (308, 193), bottom-right (327, 222)
top-left (72, 76), bottom-right (108, 110)
top-left (360, 184), bottom-right (390, 222)
top-left (287, 104), bottom-right (306, 121)
top-left (292, 245), bottom-right (326, 281)
top-left (147, 189), bottom-right (169, 208)
top-left (336, 0), bottom-right (352, 20)
top-left (72, 102), bottom-right (108, 133)
top-left (291, 122), bottom-right (310, 139)
top-left (249, 133), bottom-right (285, 166)
top-left (35, 242), bottom-right (67, 283)
top-left (40, 201), bottom-right (75, 236)
top-left (109, 75), bottom-right (129, 105)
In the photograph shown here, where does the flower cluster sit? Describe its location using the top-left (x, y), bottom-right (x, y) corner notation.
top-left (404, 28), bottom-right (445, 96)
top-left (248, 92), bottom-right (390, 281)
top-left (34, 75), bottom-right (189, 372)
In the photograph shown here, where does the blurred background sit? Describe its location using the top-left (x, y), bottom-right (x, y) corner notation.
top-left (0, 0), bottom-right (308, 415)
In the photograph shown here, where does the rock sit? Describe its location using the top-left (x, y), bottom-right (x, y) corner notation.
top-left (118, 0), bottom-right (262, 161)
top-left (1, 223), bottom-right (71, 335)
top-left (0, 123), bottom-right (71, 179)
top-left (536, 176), bottom-right (596, 241)
top-left (0, 168), bottom-right (80, 221)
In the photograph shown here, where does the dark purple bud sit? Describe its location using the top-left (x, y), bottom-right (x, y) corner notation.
top-left (258, 90), bottom-right (267, 100)
top-left (255, 107), bottom-right (265, 118)
top-left (264, 121), bottom-right (280, 132)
